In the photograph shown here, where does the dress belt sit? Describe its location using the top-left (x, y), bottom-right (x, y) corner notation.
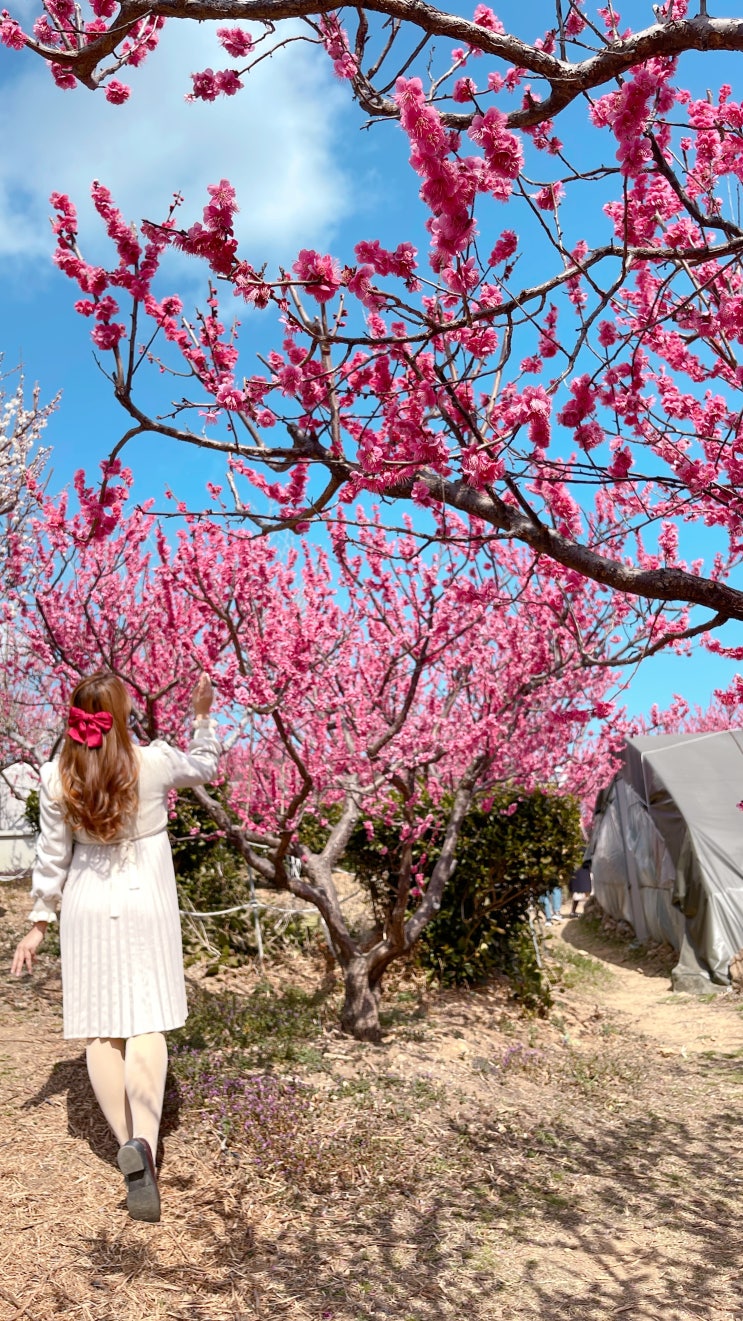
top-left (74, 827), bottom-right (166, 919)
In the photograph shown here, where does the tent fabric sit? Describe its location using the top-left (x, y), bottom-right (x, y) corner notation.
top-left (0, 764), bottom-right (37, 880)
top-left (590, 731), bottom-right (743, 992)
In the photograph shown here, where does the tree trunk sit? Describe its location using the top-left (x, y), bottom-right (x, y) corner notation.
top-left (340, 955), bottom-right (382, 1042)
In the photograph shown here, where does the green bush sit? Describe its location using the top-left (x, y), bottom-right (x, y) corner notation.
top-left (421, 790), bottom-right (583, 986)
top-left (24, 788), bottom-right (40, 833)
top-left (343, 789), bottom-right (584, 1005)
top-left (297, 803), bottom-right (343, 854)
top-left (169, 789), bottom-right (254, 959)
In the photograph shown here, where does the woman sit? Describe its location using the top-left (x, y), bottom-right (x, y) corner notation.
top-left (11, 671), bottom-right (220, 1223)
top-left (570, 859), bottom-right (593, 916)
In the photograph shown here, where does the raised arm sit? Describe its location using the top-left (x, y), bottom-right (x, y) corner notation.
top-left (154, 674), bottom-right (221, 790)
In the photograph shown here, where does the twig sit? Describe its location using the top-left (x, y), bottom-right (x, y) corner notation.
top-left (0, 1284), bottom-right (38, 1321)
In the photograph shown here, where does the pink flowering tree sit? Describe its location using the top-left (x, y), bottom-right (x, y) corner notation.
top-left (3, 3), bottom-right (743, 680)
top-left (0, 365), bottom-right (55, 573)
top-left (6, 472), bottom-right (627, 1036)
top-left (631, 690), bottom-right (743, 734)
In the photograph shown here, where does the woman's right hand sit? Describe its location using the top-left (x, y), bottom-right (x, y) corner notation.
top-left (11, 924), bottom-right (47, 976)
top-left (192, 673), bottom-right (214, 717)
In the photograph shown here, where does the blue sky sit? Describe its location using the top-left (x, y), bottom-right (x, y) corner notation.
top-left (1, 0), bottom-right (742, 718)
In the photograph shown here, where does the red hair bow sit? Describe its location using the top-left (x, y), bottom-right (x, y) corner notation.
top-left (67, 706), bottom-right (114, 749)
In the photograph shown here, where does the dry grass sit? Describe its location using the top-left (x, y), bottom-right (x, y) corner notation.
top-left (2, 877), bottom-right (743, 1320)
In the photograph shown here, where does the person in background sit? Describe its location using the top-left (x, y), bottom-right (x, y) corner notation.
top-left (539, 884), bottom-right (565, 925)
top-left (570, 859), bottom-right (593, 916)
top-left (11, 671), bottom-right (220, 1223)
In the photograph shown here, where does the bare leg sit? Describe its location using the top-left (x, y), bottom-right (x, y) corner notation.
top-left (85, 1037), bottom-right (133, 1145)
top-left (124, 1032), bottom-right (168, 1158)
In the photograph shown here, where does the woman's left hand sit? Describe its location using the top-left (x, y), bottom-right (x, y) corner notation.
top-left (11, 924), bottom-right (47, 976)
top-left (192, 673), bottom-right (214, 717)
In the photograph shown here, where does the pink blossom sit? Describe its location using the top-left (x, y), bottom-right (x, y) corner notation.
top-left (452, 78), bottom-right (476, 103)
top-left (538, 306), bottom-right (559, 359)
top-left (657, 521), bottom-right (679, 561)
top-left (215, 382), bottom-right (246, 411)
top-left (204, 178), bottom-right (238, 231)
top-left (32, 17), bottom-right (58, 43)
top-left (534, 182), bottom-right (564, 211)
top-left (190, 69), bottom-right (219, 101)
top-left (396, 77), bottom-right (447, 151)
top-left (0, 10), bottom-right (26, 48)
top-left (592, 702), bottom-right (614, 719)
top-left (521, 355), bottom-right (542, 374)
top-left (411, 480), bottom-right (433, 505)
top-left (50, 62), bottom-right (77, 89)
top-left (91, 323), bottom-right (126, 350)
top-left (575, 421), bottom-right (603, 451)
top-left (105, 80), bottom-right (130, 105)
top-left (472, 5), bottom-right (505, 32)
top-left (319, 13), bottom-right (357, 80)
top-left (50, 191), bottom-right (77, 230)
top-left (215, 69), bottom-right (243, 96)
top-left (293, 249), bottom-right (341, 304)
top-left (469, 106), bottom-right (524, 198)
top-left (565, 8), bottom-right (587, 35)
top-left (216, 26), bottom-right (253, 57)
top-left (558, 375), bottom-right (597, 429)
top-left (93, 295), bottom-right (120, 322)
top-left (332, 53), bottom-right (357, 79)
top-left (442, 258), bottom-right (479, 295)
top-left (608, 447), bottom-right (633, 480)
top-left (346, 265), bottom-right (386, 311)
top-left (488, 230), bottom-right (518, 265)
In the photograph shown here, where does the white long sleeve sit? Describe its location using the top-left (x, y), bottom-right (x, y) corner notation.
top-left (28, 761), bottom-right (73, 922)
top-left (147, 716), bottom-right (221, 791)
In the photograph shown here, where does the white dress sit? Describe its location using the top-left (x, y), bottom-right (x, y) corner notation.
top-left (28, 719), bottom-right (220, 1040)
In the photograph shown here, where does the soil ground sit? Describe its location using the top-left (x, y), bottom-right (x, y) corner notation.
top-left (2, 879), bottom-right (743, 1321)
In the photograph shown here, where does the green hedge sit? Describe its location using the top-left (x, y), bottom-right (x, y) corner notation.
top-left (342, 789), bottom-right (584, 1005)
top-left (24, 788), bottom-right (40, 832)
top-left (168, 788), bottom-right (254, 958)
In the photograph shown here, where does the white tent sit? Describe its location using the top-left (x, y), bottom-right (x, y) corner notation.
top-left (590, 731), bottom-right (743, 994)
top-left (0, 763), bottom-right (37, 879)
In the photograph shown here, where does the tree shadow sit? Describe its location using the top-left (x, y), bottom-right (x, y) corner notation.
top-left (20, 1052), bottom-right (182, 1170)
top-left (556, 912), bottom-right (674, 982)
top-left (248, 1092), bottom-right (743, 1319)
top-left (66, 1052), bottom-right (743, 1320)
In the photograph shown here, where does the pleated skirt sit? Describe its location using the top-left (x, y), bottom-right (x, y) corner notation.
top-left (60, 832), bottom-right (188, 1039)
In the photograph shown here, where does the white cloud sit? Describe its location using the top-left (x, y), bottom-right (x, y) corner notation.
top-left (0, 23), bottom-right (353, 267)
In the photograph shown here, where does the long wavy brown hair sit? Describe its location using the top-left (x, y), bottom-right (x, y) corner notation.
top-left (58, 673), bottom-right (139, 842)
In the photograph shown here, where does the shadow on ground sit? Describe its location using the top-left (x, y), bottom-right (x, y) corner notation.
top-left (557, 912), bottom-right (674, 984)
top-left (21, 1052), bottom-right (181, 1171)
top-left (40, 1055), bottom-right (743, 1321)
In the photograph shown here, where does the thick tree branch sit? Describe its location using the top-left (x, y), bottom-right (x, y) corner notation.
top-left (25, 5), bottom-right (743, 133)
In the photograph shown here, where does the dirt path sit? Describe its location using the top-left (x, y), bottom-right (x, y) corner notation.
top-left (553, 911), bottom-right (743, 1055)
top-left (3, 881), bottom-right (743, 1321)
